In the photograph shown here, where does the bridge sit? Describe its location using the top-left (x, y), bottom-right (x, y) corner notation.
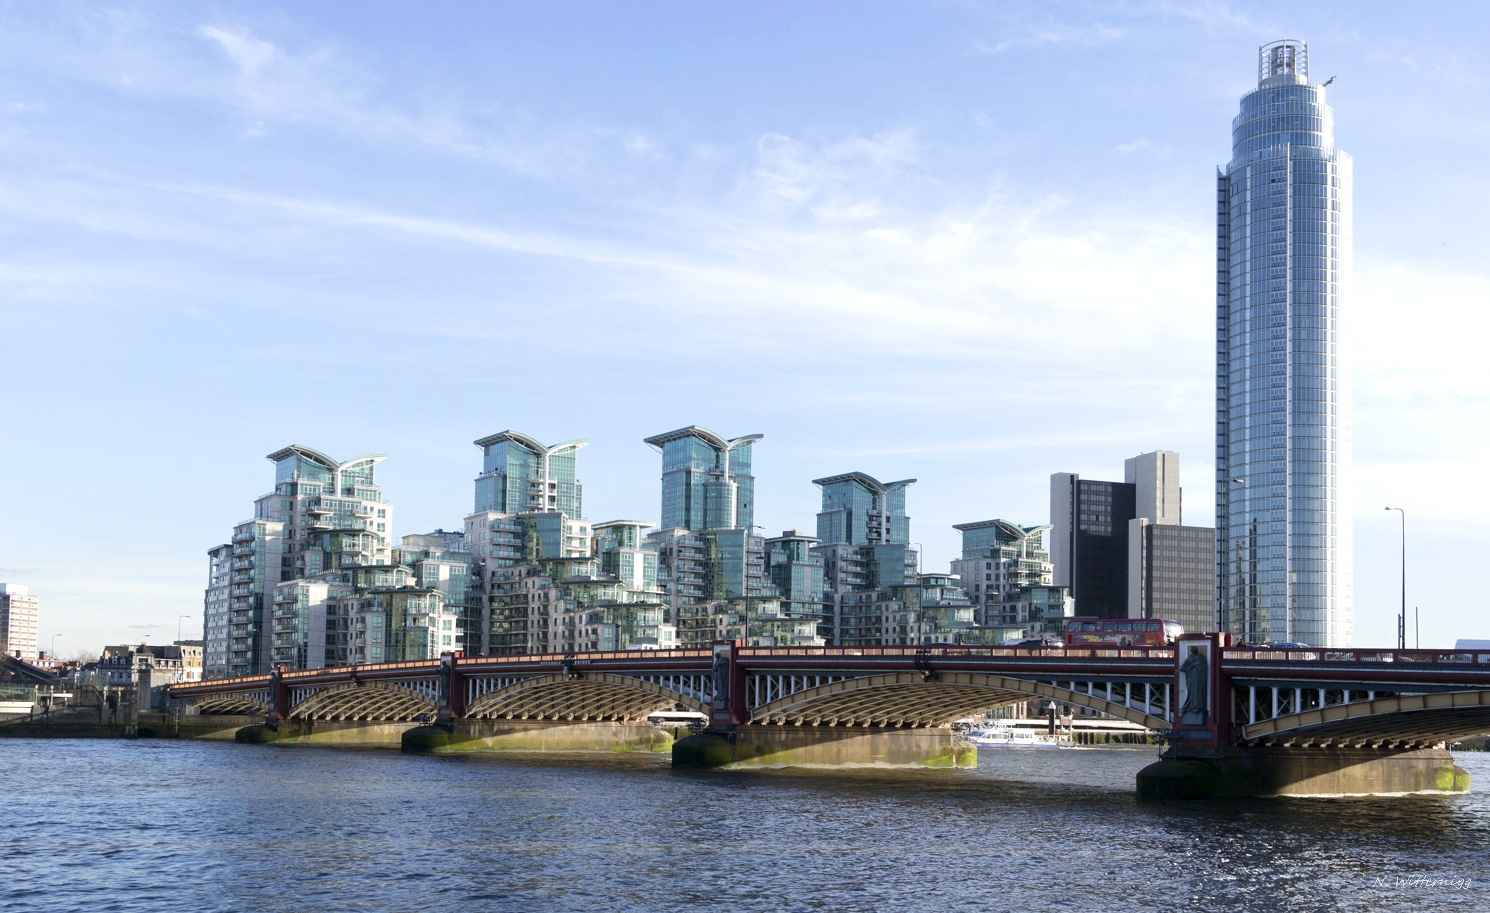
top-left (169, 634), bottom-right (1490, 797)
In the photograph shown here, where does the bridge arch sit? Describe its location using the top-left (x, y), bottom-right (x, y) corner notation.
top-left (189, 694), bottom-right (271, 716)
top-left (288, 681), bottom-right (438, 722)
top-left (466, 672), bottom-right (708, 721)
top-left (1242, 689), bottom-right (1490, 749)
top-left (747, 671), bottom-right (1170, 729)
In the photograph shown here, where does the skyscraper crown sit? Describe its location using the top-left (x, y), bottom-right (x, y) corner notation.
top-left (1259, 39), bottom-right (1308, 85)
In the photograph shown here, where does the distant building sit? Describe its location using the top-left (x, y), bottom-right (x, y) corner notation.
top-left (644, 427), bottom-right (819, 649)
top-left (646, 425), bottom-right (760, 533)
top-left (203, 446), bottom-right (461, 675)
top-left (764, 530), bottom-right (825, 625)
top-left (812, 473), bottom-right (969, 645)
top-left (950, 520), bottom-right (1071, 643)
top-left (99, 643), bottom-right (192, 688)
top-left (813, 472), bottom-right (914, 548)
top-left (1129, 521), bottom-right (1214, 636)
top-left (1052, 451), bottom-right (1212, 631)
top-left (0, 583), bottom-right (39, 663)
top-left (175, 640), bottom-right (204, 682)
top-left (465, 433), bottom-right (676, 655)
top-left (1050, 472), bottom-right (1136, 619)
top-left (474, 431), bottom-right (586, 517)
top-left (203, 545), bottom-right (233, 678)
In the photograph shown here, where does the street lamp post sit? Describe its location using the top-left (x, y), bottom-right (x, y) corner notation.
top-left (178, 614), bottom-right (192, 644)
top-left (1224, 478), bottom-right (1246, 639)
top-left (1385, 507), bottom-right (1406, 650)
top-left (50, 633), bottom-right (61, 661)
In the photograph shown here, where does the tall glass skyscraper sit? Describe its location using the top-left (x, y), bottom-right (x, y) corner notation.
top-left (1216, 40), bottom-right (1352, 647)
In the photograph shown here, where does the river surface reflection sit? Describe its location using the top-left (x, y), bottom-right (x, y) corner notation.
top-left (2, 740), bottom-right (1486, 912)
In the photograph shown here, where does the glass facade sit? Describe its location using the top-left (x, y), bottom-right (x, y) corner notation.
top-left (813, 473), bottom-right (914, 546)
top-left (1216, 40), bottom-right (1352, 647)
top-left (472, 432), bottom-right (585, 517)
top-left (646, 426), bottom-right (759, 532)
top-left (951, 520), bottom-right (1070, 641)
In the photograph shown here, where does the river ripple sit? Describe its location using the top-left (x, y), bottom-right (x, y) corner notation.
top-left (1, 740), bottom-right (1486, 912)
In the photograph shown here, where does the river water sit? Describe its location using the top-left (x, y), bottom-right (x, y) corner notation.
top-left (1, 740), bottom-right (1486, 912)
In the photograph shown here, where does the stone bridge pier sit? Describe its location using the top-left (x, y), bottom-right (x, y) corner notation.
top-left (1137, 634), bottom-right (1474, 798)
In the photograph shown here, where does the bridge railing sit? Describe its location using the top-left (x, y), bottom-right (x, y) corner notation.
top-left (172, 674), bottom-right (272, 693)
top-left (738, 645), bottom-right (1175, 661)
top-left (178, 644), bottom-right (1185, 697)
top-left (1223, 648), bottom-right (1490, 665)
top-left (460, 649), bottom-right (714, 664)
top-left (282, 660), bottom-right (440, 679)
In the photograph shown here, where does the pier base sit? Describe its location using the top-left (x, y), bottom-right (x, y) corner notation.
top-left (673, 726), bottom-right (976, 770)
top-left (177, 714), bottom-right (261, 740)
top-left (402, 719), bottom-right (673, 754)
top-left (1137, 746), bottom-right (1470, 799)
top-left (234, 719), bottom-right (410, 748)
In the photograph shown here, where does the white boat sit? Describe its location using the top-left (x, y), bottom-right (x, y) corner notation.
top-left (962, 724), bottom-right (1064, 750)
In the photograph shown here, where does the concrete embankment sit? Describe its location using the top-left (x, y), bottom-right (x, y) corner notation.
top-left (1, 711), bottom-right (264, 740)
top-left (0, 716), bottom-right (133, 738)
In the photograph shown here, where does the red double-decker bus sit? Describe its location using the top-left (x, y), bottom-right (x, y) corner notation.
top-left (1064, 617), bottom-right (1183, 648)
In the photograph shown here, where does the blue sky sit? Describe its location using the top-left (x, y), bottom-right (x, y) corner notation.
top-left (2, 1), bottom-right (1486, 654)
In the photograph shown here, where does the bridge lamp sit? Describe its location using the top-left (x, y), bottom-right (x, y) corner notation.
top-left (1224, 479), bottom-right (1246, 637)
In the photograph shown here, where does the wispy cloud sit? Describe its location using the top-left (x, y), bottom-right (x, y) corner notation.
top-left (1114, 138), bottom-right (1171, 155)
top-left (0, 121), bottom-right (1213, 370)
top-left (194, 24), bottom-right (574, 173)
top-left (971, 0), bottom-right (1260, 56)
top-left (974, 22), bottom-right (1127, 55)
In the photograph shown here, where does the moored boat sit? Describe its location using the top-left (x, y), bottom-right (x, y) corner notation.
top-left (962, 724), bottom-right (1064, 750)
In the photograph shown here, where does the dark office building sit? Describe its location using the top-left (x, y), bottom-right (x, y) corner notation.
top-left (1052, 451), bottom-right (1213, 628)
top-left (1049, 475), bottom-right (1135, 619)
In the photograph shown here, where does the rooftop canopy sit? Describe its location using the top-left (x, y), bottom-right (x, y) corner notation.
top-left (472, 430), bottom-right (588, 457)
top-left (811, 472), bottom-right (916, 494)
top-left (643, 425), bottom-right (762, 453)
